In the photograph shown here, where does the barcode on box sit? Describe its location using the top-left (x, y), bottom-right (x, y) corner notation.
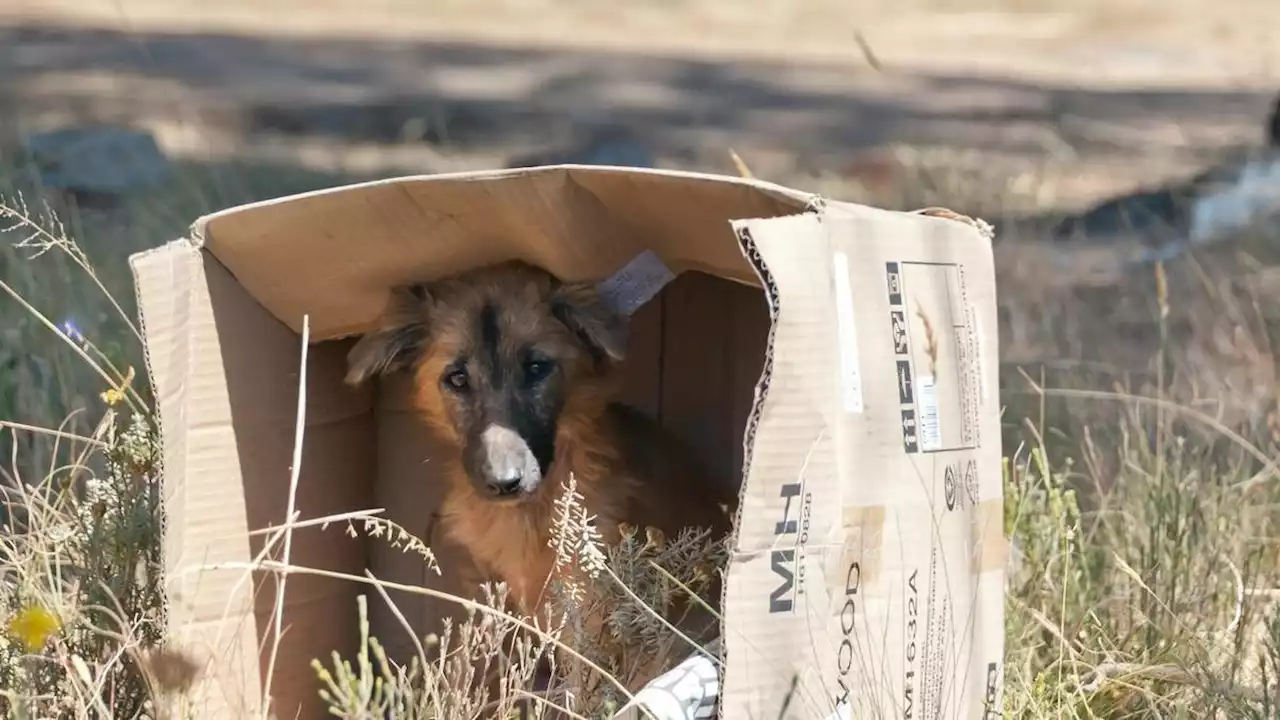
top-left (918, 374), bottom-right (942, 451)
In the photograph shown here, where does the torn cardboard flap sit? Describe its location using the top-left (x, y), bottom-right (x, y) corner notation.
top-left (722, 202), bottom-right (1002, 719)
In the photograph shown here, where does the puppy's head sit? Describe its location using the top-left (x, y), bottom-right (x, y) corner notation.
top-left (345, 261), bottom-right (626, 502)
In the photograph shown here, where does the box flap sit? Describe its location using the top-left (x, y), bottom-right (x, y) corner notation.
top-left (130, 240), bottom-right (265, 717)
top-left (187, 165), bottom-right (814, 341)
top-left (131, 239), bottom-right (375, 719)
top-left (721, 201), bottom-right (1004, 718)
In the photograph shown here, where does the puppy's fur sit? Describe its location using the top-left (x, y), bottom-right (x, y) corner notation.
top-left (345, 260), bottom-right (734, 638)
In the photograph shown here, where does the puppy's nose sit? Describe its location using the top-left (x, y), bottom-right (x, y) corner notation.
top-left (488, 473), bottom-right (523, 496)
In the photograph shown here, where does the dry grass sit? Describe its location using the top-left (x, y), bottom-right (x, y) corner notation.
top-left (3, 138), bottom-right (1280, 719)
top-left (0, 175), bottom-right (733, 718)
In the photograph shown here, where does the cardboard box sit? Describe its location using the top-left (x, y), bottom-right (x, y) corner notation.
top-left (129, 165), bottom-right (1005, 719)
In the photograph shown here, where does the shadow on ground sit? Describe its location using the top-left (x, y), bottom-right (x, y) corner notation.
top-left (1, 22), bottom-right (1276, 178)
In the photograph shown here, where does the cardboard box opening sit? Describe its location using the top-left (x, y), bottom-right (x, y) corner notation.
top-left (132, 167), bottom-right (806, 718)
top-left (210, 268), bottom-right (769, 719)
top-left (132, 165), bottom-right (1004, 720)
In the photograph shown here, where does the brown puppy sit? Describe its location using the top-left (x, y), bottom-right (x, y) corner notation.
top-left (344, 260), bottom-right (734, 649)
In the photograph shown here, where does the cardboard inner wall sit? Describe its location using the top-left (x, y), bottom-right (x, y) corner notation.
top-left (134, 167), bottom-right (812, 719)
top-left (207, 255), bottom-right (375, 717)
top-left (368, 270), bottom-right (770, 663)
top-left (170, 264), bottom-right (768, 718)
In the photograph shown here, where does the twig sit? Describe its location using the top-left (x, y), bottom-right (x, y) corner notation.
top-left (1226, 558), bottom-right (1245, 636)
top-left (262, 314), bottom-right (310, 712)
top-left (1010, 381), bottom-right (1280, 492)
top-left (729, 149), bottom-right (755, 179)
top-left (1079, 662), bottom-right (1195, 693)
top-left (0, 277), bottom-right (146, 415)
top-left (513, 688), bottom-right (593, 720)
top-left (245, 509), bottom-right (386, 537)
top-left (0, 421), bottom-right (107, 449)
top-left (598, 562), bottom-right (721, 667)
top-left (853, 31), bottom-right (883, 71)
top-left (0, 195), bottom-right (143, 344)
top-left (188, 559), bottom-right (637, 703)
top-left (363, 569), bottom-right (430, 684)
top-left (646, 561), bottom-right (722, 626)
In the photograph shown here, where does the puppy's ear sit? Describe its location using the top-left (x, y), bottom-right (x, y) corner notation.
top-left (345, 283), bottom-right (432, 386)
top-left (551, 281), bottom-right (627, 364)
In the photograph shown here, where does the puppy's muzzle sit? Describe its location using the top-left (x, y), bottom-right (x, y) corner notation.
top-left (478, 424), bottom-right (543, 498)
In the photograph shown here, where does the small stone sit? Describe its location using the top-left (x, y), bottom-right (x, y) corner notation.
top-left (22, 126), bottom-right (171, 196)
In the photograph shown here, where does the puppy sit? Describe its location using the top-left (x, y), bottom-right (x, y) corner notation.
top-left (344, 260), bottom-right (736, 690)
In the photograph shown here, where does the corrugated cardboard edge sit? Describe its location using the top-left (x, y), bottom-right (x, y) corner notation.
top-left (129, 239), bottom-right (266, 719)
top-left (725, 191), bottom-right (829, 554)
top-left (127, 238), bottom-right (191, 694)
top-left (724, 211), bottom-right (788, 627)
top-left (721, 210), bottom-right (836, 719)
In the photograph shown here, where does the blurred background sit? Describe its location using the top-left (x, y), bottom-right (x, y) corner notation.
top-left (4, 3), bottom-right (1280, 716)
top-left (4, 0), bottom-right (1280, 488)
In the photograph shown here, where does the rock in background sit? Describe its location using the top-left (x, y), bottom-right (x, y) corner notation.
top-left (22, 126), bottom-right (172, 203)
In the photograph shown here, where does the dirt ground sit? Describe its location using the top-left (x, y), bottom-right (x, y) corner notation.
top-left (1, 0), bottom-right (1278, 211)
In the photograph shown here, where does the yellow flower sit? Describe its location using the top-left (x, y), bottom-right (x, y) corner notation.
top-left (8, 605), bottom-right (61, 652)
top-left (100, 366), bottom-right (136, 406)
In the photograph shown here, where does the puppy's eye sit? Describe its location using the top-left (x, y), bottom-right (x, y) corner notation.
top-left (524, 359), bottom-right (554, 382)
top-left (443, 368), bottom-right (470, 391)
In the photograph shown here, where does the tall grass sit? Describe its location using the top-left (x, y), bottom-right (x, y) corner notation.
top-left (0, 186), bottom-right (731, 718)
top-left (0, 193), bottom-right (165, 718)
top-left (996, 224), bottom-right (1280, 716)
top-left (2, 154), bottom-right (1280, 718)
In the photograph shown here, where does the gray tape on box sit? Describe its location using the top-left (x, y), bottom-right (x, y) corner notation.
top-left (596, 250), bottom-right (676, 317)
